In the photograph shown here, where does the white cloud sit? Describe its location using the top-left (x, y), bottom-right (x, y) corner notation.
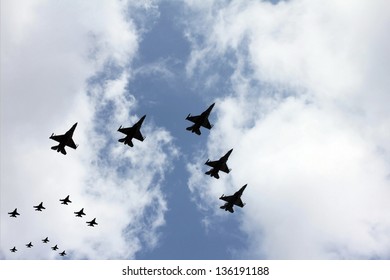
top-left (184, 0), bottom-right (390, 259)
top-left (1, 0), bottom-right (177, 259)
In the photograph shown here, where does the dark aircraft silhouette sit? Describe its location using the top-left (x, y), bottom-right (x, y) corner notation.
top-left (205, 149), bottom-right (233, 179)
top-left (60, 195), bottom-right (72, 205)
top-left (51, 245), bottom-right (59, 251)
top-left (117, 115), bottom-right (146, 147)
top-left (86, 218), bottom-right (98, 227)
top-left (26, 242), bottom-right (33, 248)
top-left (8, 208), bottom-right (20, 217)
top-left (219, 184), bottom-right (247, 213)
top-left (10, 247), bottom-right (17, 253)
top-left (33, 202), bottom-right (46, 211)
top-left (74, 208), bottom-right (86, 217)
top-left (59, 250), bottom-right (66, 256)
top-left (50, 123), bottom-right (78, 155)
top-left (186, 103), bottom-right (215, 135)
top-left (42, 237), bottom-right (49, 243)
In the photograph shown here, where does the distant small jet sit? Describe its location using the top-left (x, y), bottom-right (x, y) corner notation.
top-left (50, 123), bottom-right (78, 155)
top-left (51, 245), bottom-right (59, 251)
top-left (74, 208), bottom-right (86, 217)
top-left (117, 115), bottom-right (146, 147)
top-left (42, 237), bottom-right (49, 243)
top-left (59, 250), bottom-right (66, 256)
top-left (205, 149), bottom-right (233, 179)
top-left (86, 218), bottom-right (98, 227)
top-left (186, 103), bottom-right (215, 135)
top-left (219, 184), bottom-right (247, 213)
top-left (26, 242), bottom-right (33, 248)
top-left (8, 208), bottom-right (20, 217)
top-left (59, 195), bottom-right (72, 205)
top-left (10, 247), bottom-right (17, 253)
top-left (33, 202), bottom-right (46, 211)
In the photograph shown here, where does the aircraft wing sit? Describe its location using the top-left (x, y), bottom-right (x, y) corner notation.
top-left (202, 118), bottom-right (212, 129)
top-left (234, 198), bottom-right (245, 208)
top-left (220, 163), bottom-right (230, 174)
top-left (186, 115), bottom-right (200, 123)
top-left (134, 130), bottom-right (145, 141)
top-left (205, 160), bottom-right (219, 168)
top-left (118, 126), bottom-right (134, 135)
top-left (220, 195), bottom-right (233, 203)
top-left (50, 134), bottom-right (66, 143)
top-left (66, 138), bottom-right (78, 149)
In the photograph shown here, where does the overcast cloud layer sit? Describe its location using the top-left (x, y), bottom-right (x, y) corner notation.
top-left (1, 0), bottom-right (178, 259)
top-left (185, 0), bottom-right (390, 259)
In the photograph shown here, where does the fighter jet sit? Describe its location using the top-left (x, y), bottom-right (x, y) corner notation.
top-left (33, 202), bottom-right (46, 211)
top-left (10, 247), bottom-right (17, 253)
top-left (50, 123), bottom-right (78, 155)
top-left (186, 103), bottom-right (215, 135)
top-left (59, 195), bottom-right (72, 205)
top-left (86, 218), bottom-right (98, 227)
top-left (117, 115), bottom-right (146, 147)
top-left (42, 237), bottom-right (49, 243)
top-left (26, 242), bottom-right (33, 248)
top-left (205, 149), bottom-right (233, 179)
top-left (74, 208), bottom-right (86, 217)
top-left (51, 245), bottom-right (59, 251)
top-left (59, 250), bottom-right (67, 256)
top-left (219, 184), bottom-right (247, 213)
top-left (8, 208), bottom-right (20, 217)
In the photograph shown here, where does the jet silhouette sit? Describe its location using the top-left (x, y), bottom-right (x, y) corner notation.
top-left (205, 149), bottom-right (233, 179)
top-left (186, 103), bottom-right (215, 135)
top-left (33, 202), bottom-right (46, 211)
top-left (86, 218), bottom-right (98, 227)
top-left (8, 208), bottom-right (20, 217)
top-left (74, 208), bottom-right (86, 217)
top-left (117, 115), bottom-right (146, 147)
top-left (50, 123), bottom-right (78, 155)
top-left (51, 245), bottom-right (59, 251)
top-left (59, 195), bottom-right (72, 205)
top-left (59, 250), bottom-right (66, 256)
top-left (42, 237), bottom-right (49, 243)
top-left (26, 242), bottom-right (33, 248)
top-left (219, 184), bottom-right (247, 213)
top-left (10, 247), bottom-right (17, 253)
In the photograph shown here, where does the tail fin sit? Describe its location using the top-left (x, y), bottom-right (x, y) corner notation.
top-left (194, 128), bottom-right (201, 135)
top-left (205, 170), bottom-right (219, 179)
top-left (60, 148), bottom-right (67, 155)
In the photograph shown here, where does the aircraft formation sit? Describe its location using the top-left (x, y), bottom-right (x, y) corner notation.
top-left (186, 103), bottom-right (247, 213)
top-left (7, 103), bottom-right (247, 257)
top-left (45, 103), bottom-right (247, 212)
top-left (7, 195), bottom-right (98, 257)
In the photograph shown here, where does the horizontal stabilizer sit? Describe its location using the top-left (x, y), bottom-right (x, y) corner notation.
top-left (118, 138), bottom-right (125, 143)
top-left (51, 145), bottom-right (58, 150)
top-left (186, 126), bottom-right (193, 131)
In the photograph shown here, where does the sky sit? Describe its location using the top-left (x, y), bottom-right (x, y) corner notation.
top-left (1, 0), bottom-right (390, 260)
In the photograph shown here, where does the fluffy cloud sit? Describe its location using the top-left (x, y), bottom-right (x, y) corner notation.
top-left (1, 0), bottom-right (177, 259)
top-left (184, 0), bottom-right (390, 259)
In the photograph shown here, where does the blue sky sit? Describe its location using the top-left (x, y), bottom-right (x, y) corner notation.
top-left (1, 0), bottom-right (390, 260)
